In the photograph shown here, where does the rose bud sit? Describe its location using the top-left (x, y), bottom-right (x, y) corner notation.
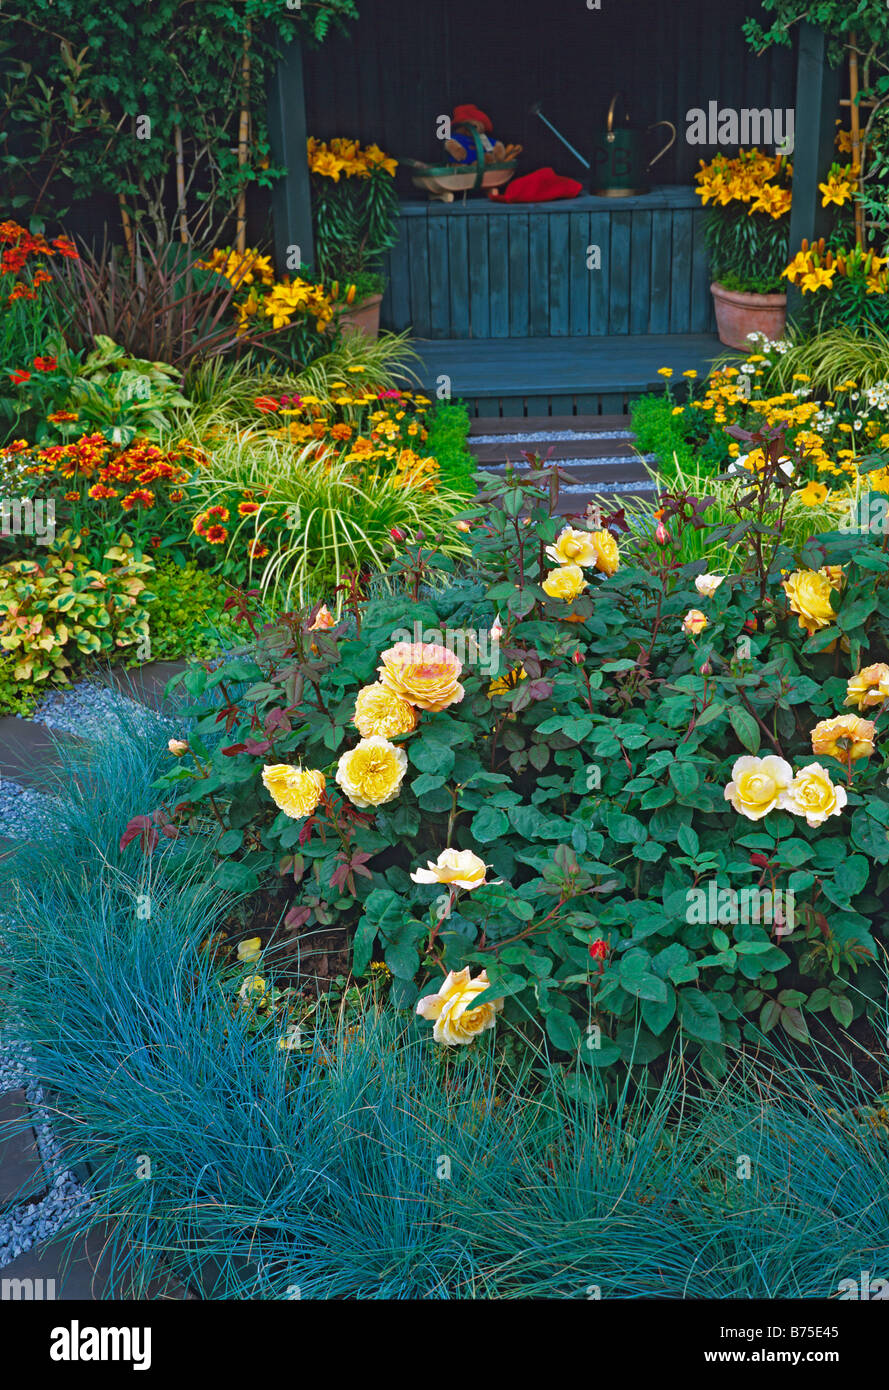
top-left (389, 526), bottom-right (406, 542)
top-left (168, 739), bottom-right (189, 757)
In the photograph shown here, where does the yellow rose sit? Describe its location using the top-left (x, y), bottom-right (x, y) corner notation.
top-left (168, 738), bottom-right (188, 756)
top-left (410, 848), bottom-right (494, 891)
top-left (682, 608), bottom-right (708, 635)
top-left (845, 663), bottom-right (889, 711)
top-left (783, 763), bottom-right (847, 827)
top-left (782, 568), bottom-right (839, 635)
top-left (378, 641), bottom-right (464, 712)
top-left (542, 564), bottom-right (588, 601)
top-left (811, 714), bottom-right (875, 765)
top-left (353, 682), bottom-right (418, 738)
top-left (545, 525), bottom-right (599, 568)
top-left (415, 967), bottom-right (503, 1046)
top-left (336, 736), bottom-right (408, 808)
top-left (695, 573), bottom-right (725, 598)
top-left (262, 764), bottom-right (326, 819)
top-left (589, 528), bottom-right (620, 575)
top-left (724, 754), bottom-right (793, 820)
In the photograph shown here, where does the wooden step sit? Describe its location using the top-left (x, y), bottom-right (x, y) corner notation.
top-left (469, 414), bottom-right (631, 434)
top-left (469, 437), bottom-right (642, 464)
top-left (477, 457), bottom-right (651, 484)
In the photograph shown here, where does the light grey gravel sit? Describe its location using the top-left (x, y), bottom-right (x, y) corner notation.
top-left (0, 1032), bottom-right (89, 1269)
top-left (0, 780), bottom-right (58, 840)
top-left (32, 679), bottom-right (166, 739)
top-left (470, 429), bottom-right (635, 444)
top-left (482, 452), bottom-right (657, 469)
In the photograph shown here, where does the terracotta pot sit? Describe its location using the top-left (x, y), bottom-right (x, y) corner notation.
top-left (336, 293), bottom-right (382, 340)
top-left (710, 282), bottom-right (787, 350)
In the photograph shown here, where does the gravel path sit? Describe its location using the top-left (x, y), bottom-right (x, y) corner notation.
top-left (0, 1031), bottom-right (89, 1269)
top-left (470, 429), bottom-right (636, 444)
top-left (33, 679), bottom-right (168, 739)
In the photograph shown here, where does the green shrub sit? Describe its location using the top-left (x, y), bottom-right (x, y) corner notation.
top-left (424, 400), bottom-right (476, 493)
top-left (0, 533), bottom-right (153, 688)
top-left (141, 559), bottom-right (241, 661)
top-left (143, 443), bottom-right (889, 1081)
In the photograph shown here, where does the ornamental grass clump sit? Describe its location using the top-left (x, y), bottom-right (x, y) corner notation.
top-left (128, 438), bottom-right (889, 1081)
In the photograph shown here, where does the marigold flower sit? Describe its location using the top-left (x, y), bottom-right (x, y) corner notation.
top-left (724, 754), bottom-right (793, 820)
top-left (845, 663), bottom-right (889, 711)
top-left (811, 714), bottom-right (875, 765)
top-left (410, 849), bottom-right (494, 891)
top-left (783, 763), bottom-right (847, 827)
top-left (262, 764), bottom-right (326, 819)
top-left (335, 736), bottom-right (408, 808)
top-left (247, 539), bottom-right (269, 558)
top-left (378, 641), bottom-right (464, 712)
top-left (353, 682), bottom-right (418, 738)
top-left (204, 524), bottom-right (228, 544)
top-left (415, 967), bottom-right (502, 1046)
top-left (120, 488), bottom-right (155, 511)
top-left (237, 501), bottom-right (260, 516)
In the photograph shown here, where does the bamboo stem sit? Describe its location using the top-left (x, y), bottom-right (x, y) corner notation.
top-left (235, 22), bottom-right (252, 254)
top-left (848, 31), bottom-right (865, 248)
top-left (174, 117), bottom-right (189, 244)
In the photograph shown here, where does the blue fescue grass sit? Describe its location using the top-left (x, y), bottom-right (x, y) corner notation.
top-left (2, 709), bottom-right (889, 1298)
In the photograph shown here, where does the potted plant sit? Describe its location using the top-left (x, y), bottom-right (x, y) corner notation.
top-left (695, 149), bottom-right (791, 348)
top-left (308, 137), bottom-right (401, 339)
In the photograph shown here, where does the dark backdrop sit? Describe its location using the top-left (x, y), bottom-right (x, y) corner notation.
top-left (302, 0), bottom-right (798, 197)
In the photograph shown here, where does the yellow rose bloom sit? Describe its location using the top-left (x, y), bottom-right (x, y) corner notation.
top-left (811, 714), bottom-right (876, 765)
top-left (589, 528), bottom-right (620, 575)
top-left (695, 573), bottom-right (725, 598)
top-left (724, 754), bottom-right (793, 820)
top-left (545, 525), bottom-right (599, 568)
top-left (682, 608), bottom-right (708, 635)
top-left (542, 564), bottom-right (588, 601)
top-left (353, 682), bottom-right (418, 738)
top-left (410, 849), bottom-right (493, 891)
top-left (336, 736), bottom-right (408, 808)
top-left (782, 568), bottom-right (839, 635)
top-left (262, 764), bottom-right (326, 819)
top-left (845, 663), bottom-right (889, 711)
top-left (415, 967), bottom-right (503, 1046)
top-left (378, 642), bottom-right (464, 712)
top-left (783, 763), bottom-right (847, 827)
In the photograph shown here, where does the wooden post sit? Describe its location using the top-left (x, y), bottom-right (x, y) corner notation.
top-left (267, 37), bottom-right (314, 277)
top-left (787, 22), bottom-right (843, 322)
top-left (847, 32), bottom-right (865, 248)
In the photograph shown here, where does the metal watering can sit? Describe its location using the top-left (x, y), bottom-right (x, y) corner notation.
top-left (532, 92), bottom-right (676, 196)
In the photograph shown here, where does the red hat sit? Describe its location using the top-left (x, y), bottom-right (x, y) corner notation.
top-left (489, 167), bottom-right (582, 203)
top-left (452, 104), bottom-right (493, 135)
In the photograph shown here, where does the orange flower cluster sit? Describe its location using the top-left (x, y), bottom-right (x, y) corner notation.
top-left (16, 434), bottom-right (192, 510)
top-left (0, 220), bottom-right (77, 304)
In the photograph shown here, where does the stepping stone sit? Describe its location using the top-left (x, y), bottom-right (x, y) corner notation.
top-left (0, 717), bottom-right (82, 789)
top-left (0, 1222), bottom-right (192, 1301)
top-left (0, 1091), bottom-right (46, 1207)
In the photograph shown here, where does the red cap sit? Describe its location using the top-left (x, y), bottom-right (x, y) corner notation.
top-left (452, 104), bottom-right (493, 135)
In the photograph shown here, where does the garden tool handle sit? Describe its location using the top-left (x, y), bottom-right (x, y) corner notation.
top-left (646, 120), bottom-right (676, 171)
top-left (605, 91), bottom-right (626, 142)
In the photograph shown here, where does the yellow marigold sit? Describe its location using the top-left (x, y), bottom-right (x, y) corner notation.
top-left (811, 714), bottom-right (875, 765)
top-left (724, 754), bottom-right (793, 821)
top-left (410, 849), bottom-right (493, 891)
top-left (845, 663), bottom-right (889, 711)
top-left (782, 568), bottom-right (839, 635)
top-left (262, 764), bottom-right (326, 819)
top-left (353, 682), bottom-right (418, 738)
top-left (783, 763), bottom-right (847, 827)
top-left (336, 736), bottom-right (408, 808)
top-left (545, 525), bottom-right (599, 568)
top-left (378, 641), bottom-right (464, 712)
top-left (542, 564), bottom-right (588, 601)
top-left (798, 480), bottom-right (829, 507)
top-left (415, 967), bottom-right (502, 1046)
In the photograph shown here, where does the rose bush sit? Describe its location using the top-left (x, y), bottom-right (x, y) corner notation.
top-left (141, 448), bottom-right (889, 1081)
